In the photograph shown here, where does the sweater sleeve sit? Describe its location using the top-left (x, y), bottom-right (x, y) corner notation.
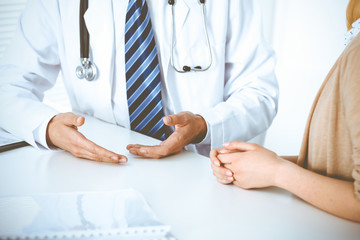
top-left (341, 37), bottom-right (360, 200)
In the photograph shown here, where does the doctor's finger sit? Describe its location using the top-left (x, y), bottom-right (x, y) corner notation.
top-left (73, 134), bottom-right (127, 163)
top-left (78, 149), bottom-right (127, 164)
top-left (127, 128), bottom-right (189, 158)
top-left (127, 144), bottom-right (175, 159)
top-left (126, 144), bottom-right (146, 150)
top-left (128, 130), bottom-right (186, 158)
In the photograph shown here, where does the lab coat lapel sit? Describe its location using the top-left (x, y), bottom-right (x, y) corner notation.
top-left (174, 0), bottom-right (190, 42)
top-left (84, 1), bottom-right (114, 79)
top-left (83, 1), bottom-right (116, 123)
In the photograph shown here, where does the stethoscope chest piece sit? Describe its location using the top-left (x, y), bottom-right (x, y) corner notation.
top-left (76, 58), bottom-right (97, 81)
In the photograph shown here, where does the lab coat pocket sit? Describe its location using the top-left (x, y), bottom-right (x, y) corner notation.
top-left (187, 42), bottom-right (225, 79)
top-left (189, 45), bottom-right (212, 71)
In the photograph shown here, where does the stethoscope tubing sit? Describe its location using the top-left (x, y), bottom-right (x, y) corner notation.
top-left (79, 0), bottom-right (89, 59)
top-left (76, 0), bottom-right (212, 80)
top-left (169, 0), bottom-right (212, 73)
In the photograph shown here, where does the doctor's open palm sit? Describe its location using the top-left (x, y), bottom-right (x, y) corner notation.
top-left (46, 112), bottom-right (128, 164)
top-left (126, 111), bottom-right (207, 159)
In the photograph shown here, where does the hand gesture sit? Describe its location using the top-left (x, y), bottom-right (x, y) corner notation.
top-left (126, 111), bottom-right (207, 159)
top-left (47, 112), bottom-right (128, 164)
top-left (211, 141), bottom-right (286, 189)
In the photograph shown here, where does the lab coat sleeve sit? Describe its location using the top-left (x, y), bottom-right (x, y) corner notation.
top-left (0, 0), bottom-right (61, 149)
top-left (197, 1), bottom-right (279, 151)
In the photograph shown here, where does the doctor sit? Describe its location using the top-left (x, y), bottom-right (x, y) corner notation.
top-left (0, 0), bottom-right (278, 163)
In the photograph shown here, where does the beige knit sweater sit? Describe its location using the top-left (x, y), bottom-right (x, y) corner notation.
top-left (297, 34), bottom-right (360, 200)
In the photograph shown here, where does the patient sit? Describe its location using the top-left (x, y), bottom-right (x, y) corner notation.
top-left (210, 0), bottom-right (360, 222)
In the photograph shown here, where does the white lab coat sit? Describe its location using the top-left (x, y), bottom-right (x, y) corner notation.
top-left (0, 0), bottom-right (278, 156)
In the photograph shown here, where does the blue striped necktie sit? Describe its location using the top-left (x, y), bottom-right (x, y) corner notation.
top-left (125, 0), bottom-right (166, 140)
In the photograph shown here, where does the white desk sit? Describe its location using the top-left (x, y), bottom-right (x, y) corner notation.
top-left (0, 116), bottom-right (359, 240)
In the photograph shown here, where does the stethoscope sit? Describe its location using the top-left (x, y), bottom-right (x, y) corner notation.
top-left (75, 0), bottom-right (212, 81)
top-left (75, 0), bottom-right (97, 81)
top-left (168, 0), bottom-right (212, 73)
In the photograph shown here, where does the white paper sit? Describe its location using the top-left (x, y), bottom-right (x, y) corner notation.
top-left (0, 189), bottom-right (171, 240)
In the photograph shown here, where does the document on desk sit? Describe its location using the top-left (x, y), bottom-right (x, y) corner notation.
top-left (0, 189), bottom-right (171, 240)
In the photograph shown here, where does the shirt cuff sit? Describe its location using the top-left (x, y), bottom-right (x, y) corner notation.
top-left (196, 116), bottom-right (211, 145)
top-left (32, 114), bottom-right (57, 150)
top-left (195, 109), bottom-right (224, 150)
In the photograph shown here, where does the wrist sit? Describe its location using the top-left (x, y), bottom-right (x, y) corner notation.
top-left (273, 157), bottom-right (297, 188)
top-left (191, 114), bottom-right (207, 144)
top-left (46, 114), bottom-right (59, 149)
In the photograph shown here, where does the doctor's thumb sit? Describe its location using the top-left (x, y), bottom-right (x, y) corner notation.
top-left (63, 112), bottom-right (85, 127)
top-left (163, 113), bottom-right (188, 126)
top-left (163, 116), bottom-right (174, 126)
top-left (75, 116), bottom-right (85, 126)
top-left (164, 111), bottom-right (195, 126)
top-left (163, 115), bottom-right (184, 126)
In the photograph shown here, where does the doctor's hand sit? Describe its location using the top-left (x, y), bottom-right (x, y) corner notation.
top-left (126, 111), bottom-right (207, 159)
top-left (46, 112), bottom-right (128, 164)
top-left (212, 141), bottom-right (287, 189)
